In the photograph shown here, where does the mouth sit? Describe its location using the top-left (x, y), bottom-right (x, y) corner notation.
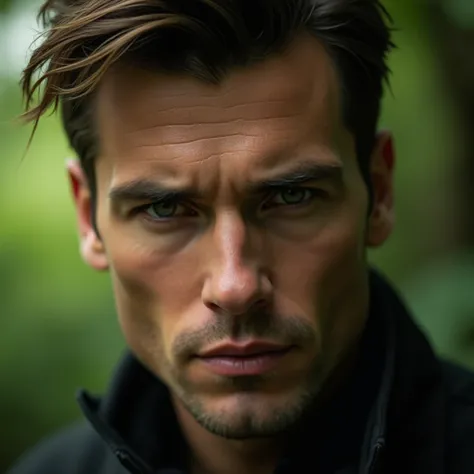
top-left (196, 342), bottom-right (294, 376)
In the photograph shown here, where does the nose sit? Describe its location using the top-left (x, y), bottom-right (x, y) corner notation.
top-left (201, 211), bottom-right (272, 316)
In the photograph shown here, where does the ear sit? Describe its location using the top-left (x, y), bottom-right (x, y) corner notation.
top-left (66, 159), bottom-right (109, 271)
top-left (366, 131), bottom-right (396, 248)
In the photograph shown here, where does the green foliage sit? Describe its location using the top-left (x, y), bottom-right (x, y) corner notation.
top-left (0, 0), bottom-right (14, 13)
top-left (403, 252), bottom-right (474, 367)
top-left (443, 0), bottom-right (474, 29)
top-left (0, 82), bottom-right (125, 468)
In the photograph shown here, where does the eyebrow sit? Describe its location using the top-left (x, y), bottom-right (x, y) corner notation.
top-left (251, 162), bottom-right (343, 193)
top-left (109, 180), bottom-right (197, 203)
top-left (109, 162), bottom-right (343, 203)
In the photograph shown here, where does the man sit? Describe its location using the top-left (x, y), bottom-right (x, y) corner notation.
top-left (8, 0), bottom-right (474, 473)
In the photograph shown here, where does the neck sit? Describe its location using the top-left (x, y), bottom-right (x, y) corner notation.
top-left (172, 397), bottom-right (284, 474)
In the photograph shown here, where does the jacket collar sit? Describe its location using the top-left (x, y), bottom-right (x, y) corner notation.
top-left (77, 269), bottom-right (445, 474)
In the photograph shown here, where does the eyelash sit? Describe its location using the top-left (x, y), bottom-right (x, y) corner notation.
top-left (263, 187), bottom-right (323, 209)
top-left (135, 201), bottom-right (195, 222)
top-left (135, 186), bottom-right (324, 222)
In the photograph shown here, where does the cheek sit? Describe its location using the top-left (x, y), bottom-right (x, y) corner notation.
top-left (103, 233), bottom-right (205, 367)
top-left (272, 191), bottom-right (368, 321)
top-left (270, 192), bottom-right (369, 374)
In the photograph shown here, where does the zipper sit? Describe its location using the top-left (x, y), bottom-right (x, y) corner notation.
top-left (115, 449), bottom-right (146, 474)
top-left (367, 441), bottom-right (385, 474)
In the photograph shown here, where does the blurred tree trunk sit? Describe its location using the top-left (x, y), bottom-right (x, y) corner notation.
top-left (425, 0), bottom-right (474, 248)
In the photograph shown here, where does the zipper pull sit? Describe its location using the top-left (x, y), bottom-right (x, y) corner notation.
top-left (367, 441), bottom-right (385, 474)
top-left (115, 449), bottom-right (151, 474)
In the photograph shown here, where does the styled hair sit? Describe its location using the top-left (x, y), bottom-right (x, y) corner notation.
top-left (21, 0), bottom-right (394, 203)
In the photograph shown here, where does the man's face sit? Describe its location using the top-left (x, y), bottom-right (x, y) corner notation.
top-left (71, 34), bottom-right (394, 439)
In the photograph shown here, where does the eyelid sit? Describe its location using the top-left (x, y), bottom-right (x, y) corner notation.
top-left (265, 185), bottom-right (319, 199)
top-left (132, 195), bottom-right (181, 210)
top-left (139, 199), bottom-right (199, 222)
top-left (261, 186), bottom-right (326, 208)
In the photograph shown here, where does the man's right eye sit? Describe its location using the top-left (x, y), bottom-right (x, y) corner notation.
top-left (142, 201), bottom-right (197, 221)
top-left (145, 201), bottom-right (180, 219)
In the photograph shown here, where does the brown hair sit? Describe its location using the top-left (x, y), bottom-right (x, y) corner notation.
top-left (21, 0), bottom-right (394, 206)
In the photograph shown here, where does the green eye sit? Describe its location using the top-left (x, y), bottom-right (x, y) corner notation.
top-left (147, 201), bottom-right (179, 219)
top-left (138, 199), bottom-right (198, 223)
top-left (279, 188), bottom-right (307, 204)
top-left (270, 188), bottom-right (315, 207)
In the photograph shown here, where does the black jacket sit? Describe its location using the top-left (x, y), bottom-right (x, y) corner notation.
top-left (7, 271), bottom-right (474, 474)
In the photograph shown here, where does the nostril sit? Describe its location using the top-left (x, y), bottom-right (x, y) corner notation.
top-left (204, 296), bottom-right (269, 317)
top-left (252, 298), bottom-right (268, 311)
top-left (205, 301), bottom-right (221, 313)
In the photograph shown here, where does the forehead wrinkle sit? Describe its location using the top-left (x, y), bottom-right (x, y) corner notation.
top-left (129, 124), bottom-right (290, 150)
top-left (121, 90), bottom-right (311, 144)
top-left (126, 112), bottom-right (303, 141)
top-left (102, 74), bottom-right (311, 133)
top-left (127, 99), bottom-right (303, 122)
top-left (135, 134), bottom-right (259, 151)
top-left (118, 110), bottom-right (308, 166)
top-left (128, 127), bottom-right (307, 169)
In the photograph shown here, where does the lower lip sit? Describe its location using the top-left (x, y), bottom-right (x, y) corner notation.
top-left (198, 349), bottom-right (292, 376)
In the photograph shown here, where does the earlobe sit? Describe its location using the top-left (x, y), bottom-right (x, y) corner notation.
top-left (80, 231), bottom-right (109, 271)
top-left (366, 131), bottom-right (396, 248)
top-left (66, 159), bottom-right (109, 271)
top-left (366, 206), bottom-right (395, 248)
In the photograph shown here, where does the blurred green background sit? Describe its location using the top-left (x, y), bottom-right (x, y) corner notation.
top-left (1, 0), bottom-right (474, 470)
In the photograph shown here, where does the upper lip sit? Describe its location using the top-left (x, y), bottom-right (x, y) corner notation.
top-left (198, 342), bottom-right (291, 358)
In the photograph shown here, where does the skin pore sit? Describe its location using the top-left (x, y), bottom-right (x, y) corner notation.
top-left (68, 34), bottom-right (395, 474)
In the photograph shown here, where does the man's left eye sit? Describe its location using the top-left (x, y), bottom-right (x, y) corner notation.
top-left (266, 188), bottom-right (317, 207)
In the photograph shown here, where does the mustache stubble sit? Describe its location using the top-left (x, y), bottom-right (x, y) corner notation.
top-left (172, 309), bottom-right (317, 361)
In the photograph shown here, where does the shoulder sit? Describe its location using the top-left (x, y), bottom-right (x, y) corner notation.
top-left (6, 422), bottom-right (124, 474)
top-left (441, 360), bottom-right (474, 472)
top-left (442, 360), bottom-right (474, 410)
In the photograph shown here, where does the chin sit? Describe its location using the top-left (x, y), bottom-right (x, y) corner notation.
top-left (178, 384), bottom-right (317, 440)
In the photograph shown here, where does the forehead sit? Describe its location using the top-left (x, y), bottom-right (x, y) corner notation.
top-left (95, 34), bottom-right (353, 184)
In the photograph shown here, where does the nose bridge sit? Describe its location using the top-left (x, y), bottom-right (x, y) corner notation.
top-left (214, 209), bottom-right (253, 280)
top-left (204, 209), bottom-right (268, 314)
